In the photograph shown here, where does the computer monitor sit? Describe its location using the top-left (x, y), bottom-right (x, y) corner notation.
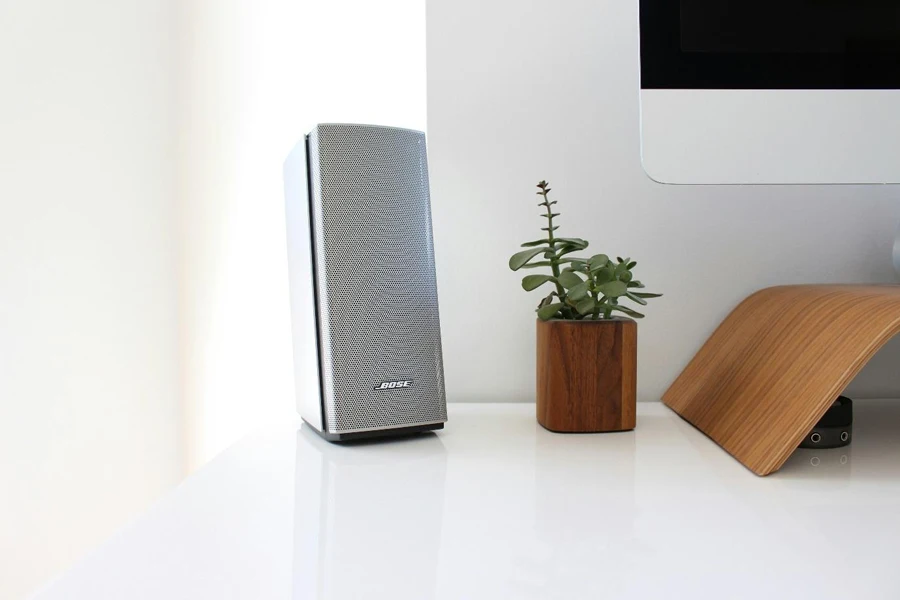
top-left (639, 0), bottom-right (900, 184)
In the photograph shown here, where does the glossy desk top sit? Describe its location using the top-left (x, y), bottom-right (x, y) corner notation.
top-left (33, 402), bottom-right (900, 599)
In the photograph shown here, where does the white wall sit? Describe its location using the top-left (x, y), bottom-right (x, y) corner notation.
top-left (426, 0), bottom-right (900, 403)
top-left (178, 0), bottom-right (426, 470)
top-left (0, 2), bottom-right (181, 598)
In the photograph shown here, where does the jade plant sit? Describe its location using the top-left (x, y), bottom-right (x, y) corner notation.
top-left (509, 180), bottom-right (661, 321)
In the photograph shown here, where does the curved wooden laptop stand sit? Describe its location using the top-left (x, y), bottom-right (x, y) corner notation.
top-left (663, 285), bottom-right (900, 476)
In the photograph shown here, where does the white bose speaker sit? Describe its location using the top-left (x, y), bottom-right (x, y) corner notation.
top-left (283, 124), bottom-right (448, 441)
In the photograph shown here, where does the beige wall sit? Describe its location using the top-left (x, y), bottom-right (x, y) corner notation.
top-left (1, 2), bottom-right (428, 594)
top-left (0, 1), bottom-right (181, 598)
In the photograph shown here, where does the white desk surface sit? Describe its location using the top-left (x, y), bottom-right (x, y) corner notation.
top-left (32, 401), bottom-right (900, 599)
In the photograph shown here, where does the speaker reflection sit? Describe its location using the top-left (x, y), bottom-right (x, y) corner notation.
top-left (293, 426), bottom-right (447, 600)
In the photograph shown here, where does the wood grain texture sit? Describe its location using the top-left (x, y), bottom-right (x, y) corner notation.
top-left (663, 285), bottom-right (900, 476)
top-left (536, 318), bottom-right (637, 433)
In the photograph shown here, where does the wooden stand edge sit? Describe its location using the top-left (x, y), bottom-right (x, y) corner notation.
top-left (662, 285), bottom-right (900, 476)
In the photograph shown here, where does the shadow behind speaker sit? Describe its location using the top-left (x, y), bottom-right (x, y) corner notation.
top-left (284, 124), bottom-right (448, 441)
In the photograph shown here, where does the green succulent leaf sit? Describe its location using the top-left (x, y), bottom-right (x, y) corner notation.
top-left (621, 270), bottom-right (633, 283)
top-left (567, 259), bottom-right (587, 271)
top-left (593, 267), bottom-right (614, 285)
top-left (626, 261), bottom-right (637, 269)
top-left (558, 257), bottom-right (588, 265)
top-left (509, 247), bottom-right (547, 271)
top-left (597, 280), bottom-right (628, 298)
top-left (632, 292), bottom-right (662, 299)
top-left (568, 280), bottom-right (591, 301)
top-left (614, 262), bottom-right (628, 277)
top-left (589, 254), bottom-right (610, 271)
top-left (575, 297), bottom-right (596, 315)
top-left (556, 237), bottom-right (589, 250)
top-left (612, 305), bottom-right (645, 319)
top-left (538, 292), bottom-right (557, 308)
top-left (625, 292), bottom-right (647, 305)
top-left (520, 261), bottom-right (553, 269)
top-left (537, 302), bottom-right (564, 321)
top-left (522, 274), bottom-right (556, 291)
top-left (626, 280), bottom-right (645, 288)
top-left (557, 246), bottom-right (584, 258)
top-left (520, 239), bottom-right (550, 247)
top-left (541, 226), bottom-right (560, 232)
top-left (558, 270), bottom-right (584, 289)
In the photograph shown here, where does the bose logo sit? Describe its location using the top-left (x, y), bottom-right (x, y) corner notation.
top-left (374, 380), bottom-right (413, 390)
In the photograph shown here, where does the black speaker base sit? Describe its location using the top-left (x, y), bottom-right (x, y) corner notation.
top-left (305, 420), bottom-right (444, 443)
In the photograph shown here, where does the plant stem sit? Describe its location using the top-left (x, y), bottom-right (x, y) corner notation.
top-left (591, 287), bottom-right (601, 320)
top-left (540, 189), bottom-right (570, 317)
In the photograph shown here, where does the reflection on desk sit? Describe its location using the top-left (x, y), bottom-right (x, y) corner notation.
top-left (32, 401), bottom-right (900, 600)
top-left (294, 427), bottom-right (448, 598)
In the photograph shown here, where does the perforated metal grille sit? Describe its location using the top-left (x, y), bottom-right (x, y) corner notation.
top-left (308, 124), bottom-right (447, 432)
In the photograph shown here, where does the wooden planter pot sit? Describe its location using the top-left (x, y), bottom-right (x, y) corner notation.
top-left (536, 318), bottom-right (637, 433)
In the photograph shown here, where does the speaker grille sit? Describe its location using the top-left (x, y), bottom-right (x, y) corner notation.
top-left (308, 124), bottom-right (447, 432)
